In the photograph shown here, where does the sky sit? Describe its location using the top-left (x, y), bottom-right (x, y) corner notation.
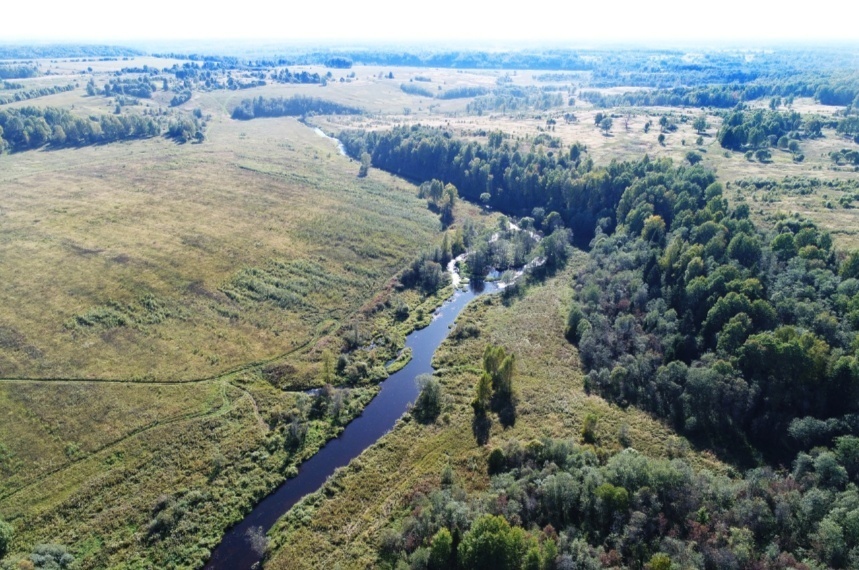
top-left (4, 0), bottom-right (857, 46)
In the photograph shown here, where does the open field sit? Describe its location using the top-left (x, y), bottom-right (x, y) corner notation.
top-left (265, 258), bottom-right (726, 569)
top-left (0, 372), bottom-right (379, 568)
top-left (0, 109), bottom-right (442, 380)
top-left (0, 57), bottom-right (482, 566)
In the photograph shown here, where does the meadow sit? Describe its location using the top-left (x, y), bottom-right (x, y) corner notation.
top-left (2, 49), bottom-right (859, 568)
top-left (0, 57), bottom-right (458, 566)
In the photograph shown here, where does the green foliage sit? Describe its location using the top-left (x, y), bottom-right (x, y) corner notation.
top-left (648, 553), bottom-right (672, 570)
top-left (472, 372), bottom-right (492, 414)
top-left (412, 374), bottom-right (443, 423)
top-left (0, 106), bottom-right (160, 152)
top-left (28, 544), bottom-right (75, 569)
top-left (458, 514), bottom-right (527, 570)
top-left (437, 86), bottom-right (489, 100)
top-left (567, 150), bottom-right (856, 457)
top-left (487, 448), bottom-right (506, 475)
top-left (599, 116), bottom-right (613, 134)
top-left (0, 518), bottom-right (12, 559)
top-left (717, 108), bottom-right (810, 152)
top-left (375, 436), bottom-right (859, 570)
top-left (581, 412), bottom-right (598, 444)
top-left (339, 125), bottom-right (608, 246)
top-left (427, 528), bottom-right (453, 569)
top-left (400, 83), bottom-right (434, 98)
top-left (479, 345), bottom-right (516, 418)
top-left (0, 83), bottom-right (75, 105)
top-left (231, 96), bottom-right (362, 120)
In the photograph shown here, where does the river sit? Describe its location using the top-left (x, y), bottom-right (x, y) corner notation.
top-left (204, 279), bottom-right (498, 569)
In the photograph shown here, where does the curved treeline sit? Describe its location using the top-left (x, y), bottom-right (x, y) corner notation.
top-left (437, 86), bottom-right (490, 100)
top-left (0, 106), bottom-right (160, 152)
top-left (0, 83), bottom-right (75, 105)
top-left (400, 84), bottom-right (491, 100)
top-left (342, 124), bottom-right (859, 461)
top-left (231, 96), bottom-right (362, 120)
top-left (339, 125), bottom-right (624, 246)
top-left (400, 83), bottom-right (434, 97)
top-left (571, 171), bottom-right (859, 460)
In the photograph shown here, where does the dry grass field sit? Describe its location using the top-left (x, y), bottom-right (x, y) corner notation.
top-left (0, 104), bottom-right (442, 380)
top-left (0, 58), bottom-right (471, 566)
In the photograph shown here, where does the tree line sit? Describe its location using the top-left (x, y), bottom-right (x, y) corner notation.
top-left (0, 83), bottom-right (74, 105)
top-left (717, 109), bottom-right (814, 151)
top-left (339, 125), bottom-right (613, 247)
top-left (467, 86), bottom-right (566, 114)
top-left (270, 68), bottom-right (324, 85)
top-left (0, 65), bottom-right (40, 80)
top-left (582, 75), bottom-right (859, 110)
top-left (231, 96), bottom-right (362, 120)
top-left (0, 106), bottom-right (161, 153)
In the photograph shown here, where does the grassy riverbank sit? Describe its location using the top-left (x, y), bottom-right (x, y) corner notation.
top-left (265, 256), bottom-right (725, 569)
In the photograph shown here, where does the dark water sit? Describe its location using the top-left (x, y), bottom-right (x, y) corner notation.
top-left (204, 282), bottom-right (497, 569)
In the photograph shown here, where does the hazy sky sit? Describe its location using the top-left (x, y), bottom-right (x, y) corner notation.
top-left (5, 0), bottom-right (856, 45)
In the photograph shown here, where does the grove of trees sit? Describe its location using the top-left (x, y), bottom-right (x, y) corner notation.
top-left (231, 96), bottom-right (362, 120)
top-left (0, 106), bottom-right (160, 152)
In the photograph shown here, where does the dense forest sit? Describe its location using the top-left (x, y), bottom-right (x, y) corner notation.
top-left (570, 165), bottom-right (858, 461)
top-left (345, 124), bottom-right (859, 569)
top-left (377, 435), bottom-right (859, 570)
top-left (0, 45), bottom-right (141, 59)
top-left (339, 125), bottom-right (605, 246)
top-left (717, 109), bottom-right (814, 151)
top-left (582, 75), bottom-right (859, 109)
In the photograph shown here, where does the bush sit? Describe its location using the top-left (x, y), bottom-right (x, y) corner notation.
top-left (29, 544), bottom-right (75, 569)
top-left (488, 448), bottom-right (506, 474)
top-left (458, 515), bottom-right (527, 570)
top-left (413, 374), bottom-right (443, 422)
top-left (0, 518), bottom-right (12, 559)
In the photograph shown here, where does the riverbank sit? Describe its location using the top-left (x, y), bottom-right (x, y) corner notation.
top-left (264, 254), bottom-right (726, 569)
top-left (204, 278), bottom-right (499, 568)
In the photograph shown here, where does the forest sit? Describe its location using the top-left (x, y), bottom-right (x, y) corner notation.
top-left (376, 434), bottom-right (859, 570)
top-left (342, 127), bottom-right (859, 460)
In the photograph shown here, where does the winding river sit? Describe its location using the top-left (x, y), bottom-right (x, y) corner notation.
top-left (204, 279), bottom-right (498, 569)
